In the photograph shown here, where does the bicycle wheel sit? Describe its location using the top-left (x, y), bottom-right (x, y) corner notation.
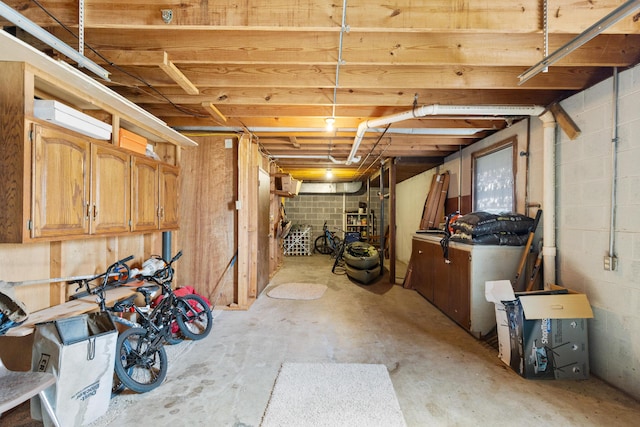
top-left (164, 325), bottom-right (184, 345)
top-left (314, 235), bottom-right (332, 254)
top-left (331, 236), bottom-right (342, 256)
top-left (175, 294), bottom-right (213, 340)
top-left (114, 327), bottom-right (168, 393)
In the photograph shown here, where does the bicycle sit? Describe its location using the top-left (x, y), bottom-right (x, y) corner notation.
top-left (132, 251), bottom-right (213, 343)
top-left (73, 252), bottom-right (212, 394)
top-left (314, 221), bottom-right (342, 255)
top-left (72, 255), bottom-right (167, 394)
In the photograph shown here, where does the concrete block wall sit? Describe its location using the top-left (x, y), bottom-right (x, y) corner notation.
top-left (556, 64), bottom-right (640, 399)
top-left (284, 190), bottom-right (384, 243)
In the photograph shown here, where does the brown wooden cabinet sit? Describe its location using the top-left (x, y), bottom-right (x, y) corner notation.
top-left (31, 124), bottom-right (90, 238)
top-left (0, 61), bottom-right (183, 243)
top-left (131, 157), bottom-right (180, 232)
top-left (159, 164), bottom-right (180, 230)
top-left (408, 235), bottom-right (522, 337)
top-left (131, 156), bottom-right (159, 232)
top-left (91, 143), bottom-right (130, 234)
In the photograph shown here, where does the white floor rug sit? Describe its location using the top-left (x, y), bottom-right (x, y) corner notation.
top-left (266, 283), bottom-right (327, 300)
top-left (261, 363), bottom-right (407, 427)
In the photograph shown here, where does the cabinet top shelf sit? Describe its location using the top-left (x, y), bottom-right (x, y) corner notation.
top-left (0, 31), bottom-right (197, 148)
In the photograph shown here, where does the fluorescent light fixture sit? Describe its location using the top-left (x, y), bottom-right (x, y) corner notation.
top-left (0, 1), bottom-right (110, 80)
top-left (518, 0), bottom-right (640, 85)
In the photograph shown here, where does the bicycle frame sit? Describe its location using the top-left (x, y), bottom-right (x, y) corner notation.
top-left (324, 225), bottom-right (339, 250)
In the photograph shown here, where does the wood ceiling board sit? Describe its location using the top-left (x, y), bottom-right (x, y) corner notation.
top-left (99, 63), bottom-right (605, 90)
top-left (3, 0), bottom-right (638, 183)
top-left (119, 88), bottom-right (573, 107)
top-left (66, 31), bottom-right (640, 67)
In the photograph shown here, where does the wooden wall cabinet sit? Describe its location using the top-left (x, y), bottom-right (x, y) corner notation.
top-left (0, 61), bottom-right (181, 243)
top-left (408, 235), bottom-right (522, 338)
top-left (131, 156), bottom-right (159, 232)
top-left (31, 124), bottom-right (90, 238)
top-left (91, 143), bottom-right (131, 234)
top-left (131, 157), bottom-right (180, 232)
top-left (159, 164), bottom-right (180, 230)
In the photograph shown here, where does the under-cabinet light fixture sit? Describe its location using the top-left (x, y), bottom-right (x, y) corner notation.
top-left (0, 1), bottom-right (110, 80)
top-left (326, 168), bottom-right (333, 179)
top-left (518, 0), bottom-right (640, 85)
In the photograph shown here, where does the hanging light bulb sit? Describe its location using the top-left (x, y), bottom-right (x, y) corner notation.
top-left (325, 117), bottom-right (335, 131)
top-left (325, 168), bottom-right (333, 179)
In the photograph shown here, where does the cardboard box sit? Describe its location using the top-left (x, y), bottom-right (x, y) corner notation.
top-left (118, 128), bottom-right (147, 154)
top-left (31, 312), bottom-right (117, 426)
top-left (34, 100), bottom-right (112, 140)
top-left (485, 280), bottom-right (593, 380)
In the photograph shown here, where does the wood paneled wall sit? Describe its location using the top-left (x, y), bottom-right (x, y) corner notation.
top-left (176, 135), bottom-right (238, 307)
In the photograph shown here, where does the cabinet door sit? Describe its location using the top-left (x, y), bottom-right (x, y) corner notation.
top-left (32, 124), bottom-right (90, 238)
top-left (159, 164), bottom-right (179, 230)
top-left (131, 156), bottom-right (158, 231)
top-left (412, 239), bottom-right (437, 302)
top-left (432, 247), bottom-right (450, 314)
top-left (91, 144), bottom-right (130, 234)
top-left (447, 247), bottom-right (471, 329)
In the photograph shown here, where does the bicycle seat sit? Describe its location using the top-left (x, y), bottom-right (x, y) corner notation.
top-left (112, 295), bottom-right (137, 312)
top-left (136, 285), bottom-right (160, 298)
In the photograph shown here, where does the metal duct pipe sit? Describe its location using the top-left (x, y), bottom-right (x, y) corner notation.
top-left (539, 110), bottom-right (557, 288)
top-left (347, 104), bottom-right (546, 164)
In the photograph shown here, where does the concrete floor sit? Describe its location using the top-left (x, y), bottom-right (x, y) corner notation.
top-left (3, 255), bottom-right (640, 426)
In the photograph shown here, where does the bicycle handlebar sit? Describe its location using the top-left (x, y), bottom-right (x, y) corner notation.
top-left (73, 255), bottom-right (134, 295)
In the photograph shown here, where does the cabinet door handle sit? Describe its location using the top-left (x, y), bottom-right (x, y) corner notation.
top-left (93, 204), bottom-right (98, 219)
top-left (418, 250), bottom-right (423, 254)
top-left (85, 202), bottom-right (91, 219)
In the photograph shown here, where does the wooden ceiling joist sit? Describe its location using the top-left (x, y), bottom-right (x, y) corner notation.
top-left (159, 51), bottom-right (199, 95)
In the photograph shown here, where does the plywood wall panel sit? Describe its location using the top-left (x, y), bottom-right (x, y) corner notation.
top-left (177, 136), bottom-right (237, 306)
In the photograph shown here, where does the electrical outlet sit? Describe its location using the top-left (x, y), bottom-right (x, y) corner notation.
top-left (604, 255), bottom-right (618, 271)
top-left (225, 138), bottom-right (233, 148)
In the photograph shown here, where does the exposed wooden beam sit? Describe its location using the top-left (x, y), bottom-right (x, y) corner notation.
top-left (82, 34), bottom-right (640, 67)
top-left (159, 51), bottom-right (199, 95)
top-left (8, 0), bottom-right (639, 34)
top-left (289, 136), bottom-right (301, 148)
top-left (201, 102), bottom-right (228, 123)
top-left (549, 102), bottom-right (581, 140)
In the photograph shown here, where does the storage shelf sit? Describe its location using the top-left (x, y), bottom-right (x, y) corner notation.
top-left (344, 211), bottom-right (372, 240)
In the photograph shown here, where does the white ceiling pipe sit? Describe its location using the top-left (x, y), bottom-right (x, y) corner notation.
top-left (346, 104), bottom-right (546, 164)
top-left (269, 154), bottom-right (360, 164)
top-left (539, 110), bottom-right (557, 289)
top-left (177, 126), bottom-right (489, 135)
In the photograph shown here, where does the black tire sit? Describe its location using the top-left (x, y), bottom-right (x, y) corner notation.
top-left (314, 235), bottom-right (332, 254)
top-left (112, 372), bottom-right (125, 397)
top-left (175, 294), bottom-right (213, 340)
top-left (114, 327), bottom-right (168, 393)
top-left (163, 326), bottom-right (184, 345)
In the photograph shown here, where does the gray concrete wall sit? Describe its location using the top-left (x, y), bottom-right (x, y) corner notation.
top-left (284, 189), bottom-right (384, 243)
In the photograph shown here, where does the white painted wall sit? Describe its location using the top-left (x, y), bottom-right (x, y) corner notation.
top-left (396, 119), bottom-right (540, 263)
top-left (555, 65), bottom-right (640, 399)
top-left (395, 170), bottom-right (436, 262)
top-left (396, 64), bottom-right (640, 399)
